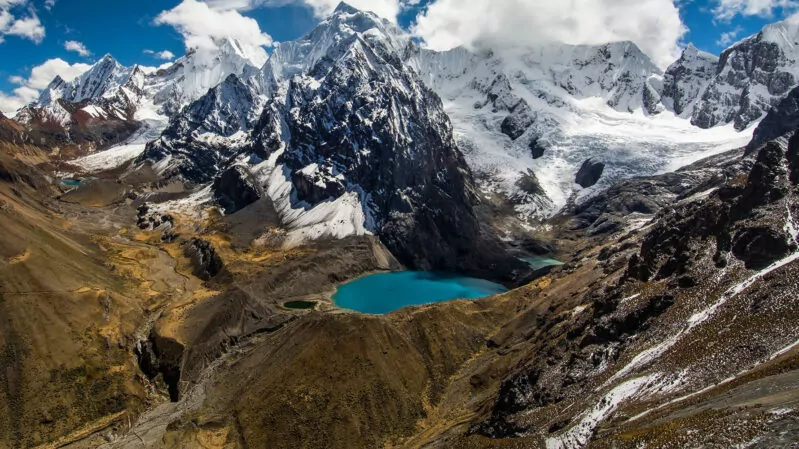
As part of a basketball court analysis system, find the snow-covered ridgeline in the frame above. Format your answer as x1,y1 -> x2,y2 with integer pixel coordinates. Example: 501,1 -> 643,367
253,146 -> 376,248
27,3 -> 798,226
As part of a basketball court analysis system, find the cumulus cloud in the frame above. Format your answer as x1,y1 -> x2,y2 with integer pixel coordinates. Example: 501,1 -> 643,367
0,58 -> 91,115
411,0 -> 687,68
716,26 -> 744,46
26,58 -> 91,89
144,49 -> 176,60
0,0 -> 45,44
64,40 -> 91,56
156,50 -> 175,60
155,0 -> 273,66
713,0 -> 799,20
0,0 -> 27,8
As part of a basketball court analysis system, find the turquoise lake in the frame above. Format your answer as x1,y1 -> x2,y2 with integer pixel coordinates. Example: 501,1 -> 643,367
60,178 -> 83,187
333,272 -> 508,315
520,257 -> 564,270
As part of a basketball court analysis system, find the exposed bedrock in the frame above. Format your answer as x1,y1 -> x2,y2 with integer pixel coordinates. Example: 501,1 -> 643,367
135,333 -> 185,402
182,238 -> 225,281
212,166 -> 264,215
575,158 -> 606,188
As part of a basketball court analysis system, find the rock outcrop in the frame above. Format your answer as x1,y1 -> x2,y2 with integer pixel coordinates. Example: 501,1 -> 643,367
575,158 -> 606,188
213,165 -> 264,214
692,16 -> 799,130
183,238 -> 224,281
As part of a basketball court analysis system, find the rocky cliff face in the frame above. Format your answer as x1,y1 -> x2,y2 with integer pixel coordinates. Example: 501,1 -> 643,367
660,44 -> 719,117
140,74 -> 263,182
692,15 -> 799,130
750,84 -> 799,148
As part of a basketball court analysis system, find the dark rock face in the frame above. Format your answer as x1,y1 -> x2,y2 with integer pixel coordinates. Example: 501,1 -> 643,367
135,333 -> 185,402
212,166 -> 264,214
739,141 -> 790,211
789,132 -> 799,183
183,238 -> 224,281
515,170 -> 546,198
661,45 -> 718,116
732,227 -> 793,269
500,103 -> 535,140
140,74 -> 261,183
575,159 -> 605,188
529,138 -> 545,159
642,79 -> 663,115
290,167 -> 346,205
693,35 -> 798,130
749,85 -> 799,149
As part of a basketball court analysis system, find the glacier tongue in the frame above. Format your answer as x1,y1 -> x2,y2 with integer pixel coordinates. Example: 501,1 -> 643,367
70,98 -> 169,174
409,43 -> 755,218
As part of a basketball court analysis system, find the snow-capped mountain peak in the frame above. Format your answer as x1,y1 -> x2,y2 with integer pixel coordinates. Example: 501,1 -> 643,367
760,12 -> 799,47
659,43 -> 719,116
691,14 -> 799,130
35,53 -> 133,108
262,2 -> 406,85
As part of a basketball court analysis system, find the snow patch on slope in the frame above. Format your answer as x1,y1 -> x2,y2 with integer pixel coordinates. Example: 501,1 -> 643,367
253,145 -> 375,248
70,99 -> 168,173
547,375 -> 660,449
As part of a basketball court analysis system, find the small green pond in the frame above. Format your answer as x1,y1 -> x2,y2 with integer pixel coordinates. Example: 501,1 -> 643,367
284,301 -> 317,310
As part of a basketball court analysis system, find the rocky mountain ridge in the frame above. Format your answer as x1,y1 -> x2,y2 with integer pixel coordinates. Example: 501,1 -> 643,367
139,2 -> 526,280
8,6 -> 799,223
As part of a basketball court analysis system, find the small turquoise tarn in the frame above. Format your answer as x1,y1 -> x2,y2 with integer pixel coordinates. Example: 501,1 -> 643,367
333,271 -> 508,315
60,178 -> 84,187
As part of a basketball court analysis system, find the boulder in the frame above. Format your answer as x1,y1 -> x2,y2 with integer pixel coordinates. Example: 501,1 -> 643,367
575,159 -> 606,188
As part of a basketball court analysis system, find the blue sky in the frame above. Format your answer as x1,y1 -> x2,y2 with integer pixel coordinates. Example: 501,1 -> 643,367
1,0 -> 797,114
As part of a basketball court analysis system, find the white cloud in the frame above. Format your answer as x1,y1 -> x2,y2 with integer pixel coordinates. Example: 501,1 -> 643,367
411,0 -> 687,68
64,40 -> 91,56
0,10 -> 12,34
0,93 -> 26,114
716,26 -> 744,46
26,58 -> 91,89
713,0 -> 799,20
0,0 -> 45,44
0,0 -> 27,8
0,58 -> 91,114
156,50 -> 175,60
6,15 -> 44,42
155,0 -> 273,66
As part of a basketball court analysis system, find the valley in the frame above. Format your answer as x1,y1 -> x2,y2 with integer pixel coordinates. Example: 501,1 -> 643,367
0,2 -> 798,448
